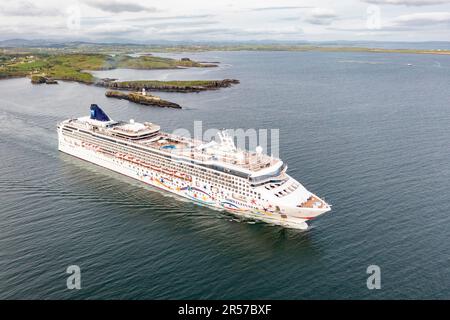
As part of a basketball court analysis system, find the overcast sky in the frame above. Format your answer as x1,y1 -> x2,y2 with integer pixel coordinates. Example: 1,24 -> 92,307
0,0 -> 449,42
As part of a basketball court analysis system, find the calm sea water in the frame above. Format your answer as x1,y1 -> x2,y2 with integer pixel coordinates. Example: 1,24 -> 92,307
1,51 -> 449,299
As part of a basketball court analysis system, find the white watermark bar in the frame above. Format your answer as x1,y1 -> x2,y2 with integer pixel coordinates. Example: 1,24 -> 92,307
172,121 -> 280,158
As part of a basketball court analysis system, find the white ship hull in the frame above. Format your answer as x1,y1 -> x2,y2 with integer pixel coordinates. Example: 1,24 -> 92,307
58,133 -> 325,230
57,105 -> 331,230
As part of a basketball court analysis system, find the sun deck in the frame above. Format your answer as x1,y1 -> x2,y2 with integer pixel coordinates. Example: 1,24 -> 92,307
110,121 -> 160,140
144,133 -> 279,172
298,195 -> 328,209
67,118 -> 280,173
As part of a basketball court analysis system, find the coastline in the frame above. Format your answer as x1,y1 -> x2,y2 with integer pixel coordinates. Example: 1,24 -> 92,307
0,52 -> 238,108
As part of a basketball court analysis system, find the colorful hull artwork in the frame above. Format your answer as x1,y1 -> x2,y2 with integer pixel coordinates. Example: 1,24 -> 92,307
181,186 -> 216,205
58,105 -> 331,230
221,200 -> 240,211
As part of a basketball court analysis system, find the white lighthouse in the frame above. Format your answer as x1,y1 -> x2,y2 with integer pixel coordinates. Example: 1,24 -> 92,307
142,88 -> 146,96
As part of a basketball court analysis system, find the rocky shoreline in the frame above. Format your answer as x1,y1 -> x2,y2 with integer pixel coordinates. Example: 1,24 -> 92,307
30,75 -> 58,84
105,90 -> 181,108
97,79 -> 239,93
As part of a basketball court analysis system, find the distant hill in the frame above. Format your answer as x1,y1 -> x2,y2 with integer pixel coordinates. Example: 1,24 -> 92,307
1,38 -> 450,50
0,39 -> 62,47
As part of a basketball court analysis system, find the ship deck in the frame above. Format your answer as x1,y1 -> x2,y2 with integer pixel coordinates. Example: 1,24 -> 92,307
66,119 -> 280,173
298,195 -> 327,209
145,133 -> 278,171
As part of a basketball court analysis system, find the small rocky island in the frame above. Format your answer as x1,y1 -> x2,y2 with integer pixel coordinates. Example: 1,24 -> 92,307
105,89 -> 181,109
0,52 -> 239,110
97,79 -> 240,93
30,75 -> 58,84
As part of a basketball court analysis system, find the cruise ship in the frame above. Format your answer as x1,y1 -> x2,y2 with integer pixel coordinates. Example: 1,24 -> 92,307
57,104 -> 331,230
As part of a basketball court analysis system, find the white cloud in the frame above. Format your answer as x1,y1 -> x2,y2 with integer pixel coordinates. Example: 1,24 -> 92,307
85,23 -> 141,35
249,6 -> 312,11
364,0 -> 450,6
0,0 -> 449,42
82,0 -> 158,13
306,8 -> 337,25
0,0 -> 61,16
392,11 -> 450,25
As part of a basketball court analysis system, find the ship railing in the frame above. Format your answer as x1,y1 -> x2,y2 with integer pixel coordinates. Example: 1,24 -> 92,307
71,123 -> 277,170
166,149 -> 276,172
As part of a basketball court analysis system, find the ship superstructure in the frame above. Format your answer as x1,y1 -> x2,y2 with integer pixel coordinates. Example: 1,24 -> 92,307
57,104 -> 331,229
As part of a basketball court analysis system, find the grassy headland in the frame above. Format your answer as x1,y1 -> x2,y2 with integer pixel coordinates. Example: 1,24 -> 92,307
2,43 -> 448,84
0,50 -> 236,108
0,53 -> 217,83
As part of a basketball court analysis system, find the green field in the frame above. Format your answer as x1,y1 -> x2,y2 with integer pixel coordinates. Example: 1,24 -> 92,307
112,55 -> 215,69
0,53 -> 216,83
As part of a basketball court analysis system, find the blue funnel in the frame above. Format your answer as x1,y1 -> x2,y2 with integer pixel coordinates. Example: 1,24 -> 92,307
90,104 -> 110,121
